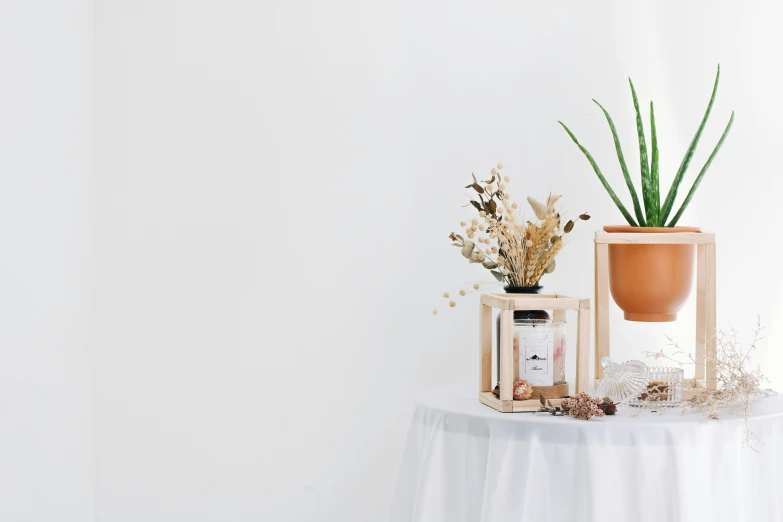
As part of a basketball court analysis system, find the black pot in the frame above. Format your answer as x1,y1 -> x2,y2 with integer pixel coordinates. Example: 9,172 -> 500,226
495,286 -> 551,384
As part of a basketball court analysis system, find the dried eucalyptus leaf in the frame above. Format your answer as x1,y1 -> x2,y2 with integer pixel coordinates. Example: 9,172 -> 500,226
490,270 -> 505,282
470,201 -> 482,212
482,260 -> 498,269
472,183 -> 484,194
451,243 -> 462,247
539,394 -> 546,407
564,220 -> 574,233
579,213 -> 591,220
461,240 -> 474,258
544,259 -> 555,274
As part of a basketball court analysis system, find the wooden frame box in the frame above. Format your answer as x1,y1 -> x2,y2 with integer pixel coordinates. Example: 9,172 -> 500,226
478,294 -> 591,413
594,230 -> 717,397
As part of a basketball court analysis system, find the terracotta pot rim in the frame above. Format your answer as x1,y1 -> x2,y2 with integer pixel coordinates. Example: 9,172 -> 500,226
603,225 -> 701,234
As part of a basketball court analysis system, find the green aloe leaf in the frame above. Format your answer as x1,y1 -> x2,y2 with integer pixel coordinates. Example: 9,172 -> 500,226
558,121 -> 638,226
629,79 -> 655,226
660,64 -> 721,224
667,111 -> 734,226
592,100 -> 646,226
649,101 -> 660,226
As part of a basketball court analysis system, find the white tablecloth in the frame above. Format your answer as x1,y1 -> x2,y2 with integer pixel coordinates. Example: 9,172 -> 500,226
391,384 -> 783,522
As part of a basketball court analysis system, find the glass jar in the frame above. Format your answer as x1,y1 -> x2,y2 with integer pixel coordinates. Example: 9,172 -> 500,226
514,319 -> 567,386
627,366 -> 684,408
495,286 -> 550,383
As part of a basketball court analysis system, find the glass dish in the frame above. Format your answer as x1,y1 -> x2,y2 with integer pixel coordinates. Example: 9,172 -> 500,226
628,366 -> 684,408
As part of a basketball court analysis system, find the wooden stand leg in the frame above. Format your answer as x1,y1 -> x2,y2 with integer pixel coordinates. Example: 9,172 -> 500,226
705,243 -> 717,390
499,310 -> 513,411
479,304 -> 492,393
576,301 -> 591,394
695,245 -> 707,382
595,243 -> 610,382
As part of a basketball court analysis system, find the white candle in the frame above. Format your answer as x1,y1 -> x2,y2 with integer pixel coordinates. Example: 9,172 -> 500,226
515,321 -> 566,386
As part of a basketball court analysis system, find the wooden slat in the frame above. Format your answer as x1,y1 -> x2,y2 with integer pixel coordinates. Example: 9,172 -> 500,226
479,304 -> 493,393
695,244 -> 707,381
576,307 -> 591,394
508,297 -> 580,310
480,293 -> 516,310
595,231 -> 715,245
499,310 -> 514,401
480,294 -> 580,311
478,391 -> 501,411
478,392 -> 567,413
594,242 -> 610,381
705,243 -> 717,390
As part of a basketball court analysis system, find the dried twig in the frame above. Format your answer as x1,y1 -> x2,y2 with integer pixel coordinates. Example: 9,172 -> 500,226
644,317 -> 769,451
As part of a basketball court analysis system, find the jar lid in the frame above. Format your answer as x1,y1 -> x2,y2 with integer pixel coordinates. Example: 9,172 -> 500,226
595,357 -> 648,404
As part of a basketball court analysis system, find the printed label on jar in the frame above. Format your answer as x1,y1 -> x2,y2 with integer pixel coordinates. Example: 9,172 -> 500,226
518,331 -> 554,386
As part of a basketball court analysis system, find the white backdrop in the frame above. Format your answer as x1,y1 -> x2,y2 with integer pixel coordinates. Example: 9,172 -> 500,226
0,1 -> 94,521
3,1 -> 783,521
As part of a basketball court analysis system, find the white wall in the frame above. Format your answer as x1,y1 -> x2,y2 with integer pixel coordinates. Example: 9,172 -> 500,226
0,1 -> 763,521
0,1 -> 95,521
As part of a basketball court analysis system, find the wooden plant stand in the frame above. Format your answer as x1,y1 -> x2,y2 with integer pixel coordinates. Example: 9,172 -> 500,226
478,294 -> 591,413
594,230 -> 717,397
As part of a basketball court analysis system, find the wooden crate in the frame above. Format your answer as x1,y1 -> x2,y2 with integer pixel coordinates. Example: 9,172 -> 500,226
594,230 -> 717,397
478,294 -> 591,413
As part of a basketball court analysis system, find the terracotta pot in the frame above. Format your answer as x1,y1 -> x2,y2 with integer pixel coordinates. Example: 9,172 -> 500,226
604,225 -> 701,322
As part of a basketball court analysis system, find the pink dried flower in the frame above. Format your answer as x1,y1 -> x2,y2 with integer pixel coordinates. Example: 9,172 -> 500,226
513,380 -> 533,400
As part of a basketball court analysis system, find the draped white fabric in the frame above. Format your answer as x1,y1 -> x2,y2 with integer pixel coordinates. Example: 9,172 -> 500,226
391,384 -> 783,522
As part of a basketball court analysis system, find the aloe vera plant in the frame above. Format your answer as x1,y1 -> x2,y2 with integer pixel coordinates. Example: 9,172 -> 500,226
559,65 -> 734,227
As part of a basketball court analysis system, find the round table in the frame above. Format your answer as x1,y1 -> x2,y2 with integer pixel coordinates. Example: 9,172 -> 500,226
390,384 -> 783,522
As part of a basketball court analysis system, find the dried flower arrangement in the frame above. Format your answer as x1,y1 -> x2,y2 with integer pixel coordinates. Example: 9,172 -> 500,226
645,318 -> 770,450
434,163 -> 589,314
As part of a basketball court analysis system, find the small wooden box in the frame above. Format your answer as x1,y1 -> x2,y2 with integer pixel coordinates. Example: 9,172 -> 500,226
478,294 -> 591,413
